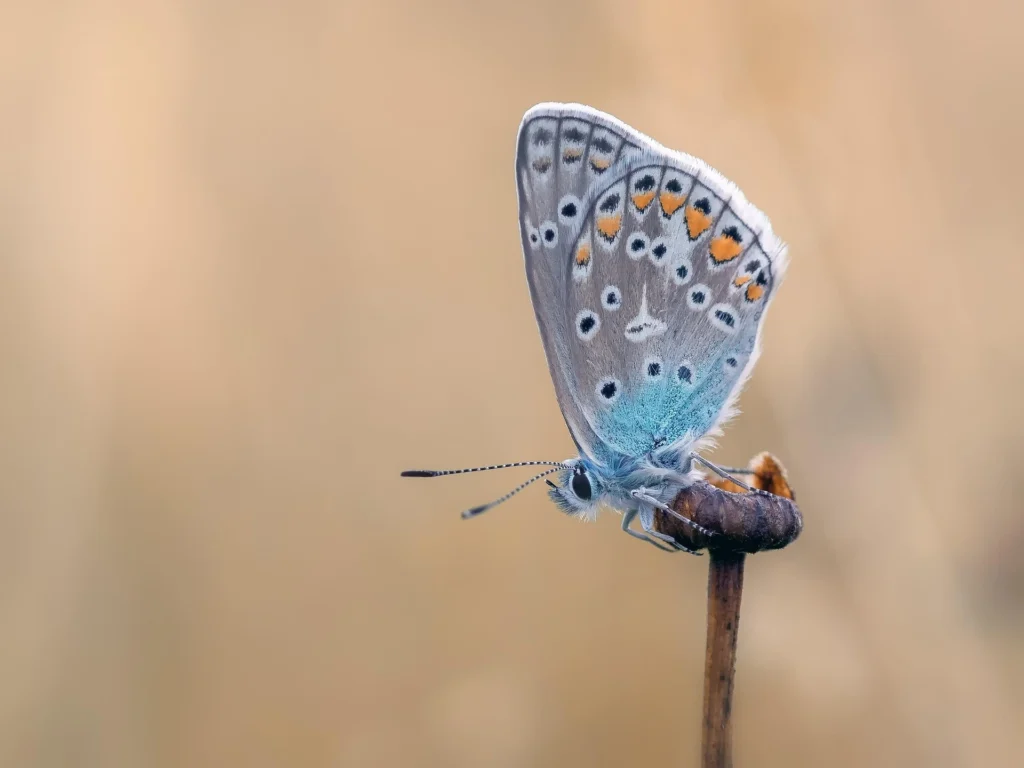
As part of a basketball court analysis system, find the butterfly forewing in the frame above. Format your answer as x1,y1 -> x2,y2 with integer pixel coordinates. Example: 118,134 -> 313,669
516,106 -> 643,462
516,103 -> 786,467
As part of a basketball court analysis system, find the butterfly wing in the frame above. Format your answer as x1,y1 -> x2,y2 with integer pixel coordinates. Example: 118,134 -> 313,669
516,105 -> 642,462
516,103 -> 787,466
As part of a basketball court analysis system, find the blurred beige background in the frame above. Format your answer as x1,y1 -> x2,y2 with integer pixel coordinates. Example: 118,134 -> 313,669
2,1 -> 1023,766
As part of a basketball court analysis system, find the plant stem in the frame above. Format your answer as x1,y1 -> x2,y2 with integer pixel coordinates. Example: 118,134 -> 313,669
701,550 -> 746,768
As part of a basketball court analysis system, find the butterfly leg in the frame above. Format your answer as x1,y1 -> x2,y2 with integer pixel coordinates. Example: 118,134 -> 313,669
690,453 -> 773,497
630,488 -> 716,540
621,508 -> 684,553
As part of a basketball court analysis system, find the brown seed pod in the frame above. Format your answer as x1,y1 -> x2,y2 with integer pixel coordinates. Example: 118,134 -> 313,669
653,452 -> 802,554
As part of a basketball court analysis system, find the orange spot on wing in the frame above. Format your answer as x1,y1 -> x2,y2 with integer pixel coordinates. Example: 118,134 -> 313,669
575,243 -> 591,266
590,157 -> 611,171
732,274 -> 752,287
659,192 -> 686,216
563,148 -> 583,161
595,215 -> 622,240
745,283 -> 765,302
710,234 -> 743,263
632,191 -> 656,211
685,206 -> 713,240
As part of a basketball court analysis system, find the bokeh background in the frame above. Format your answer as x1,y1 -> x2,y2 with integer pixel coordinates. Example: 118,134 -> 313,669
2,1 -> 1023,766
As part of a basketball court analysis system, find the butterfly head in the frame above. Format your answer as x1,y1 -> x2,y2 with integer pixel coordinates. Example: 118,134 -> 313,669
546,459 -> 605,521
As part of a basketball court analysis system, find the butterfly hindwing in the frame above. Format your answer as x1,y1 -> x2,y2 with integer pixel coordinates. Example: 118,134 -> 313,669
516,104 -> 787,466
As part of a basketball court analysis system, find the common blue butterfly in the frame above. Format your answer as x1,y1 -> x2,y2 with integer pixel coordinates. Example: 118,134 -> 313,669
404,104 -> 788,553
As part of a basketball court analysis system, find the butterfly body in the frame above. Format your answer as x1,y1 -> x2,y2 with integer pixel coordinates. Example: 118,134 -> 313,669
547,451 -> 691,519
403,104 -> 787,553
517,104 -> 788,544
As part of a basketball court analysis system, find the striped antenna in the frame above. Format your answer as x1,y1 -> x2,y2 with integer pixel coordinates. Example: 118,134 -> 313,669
401,460 -> 570,478
460,467 -> 565,519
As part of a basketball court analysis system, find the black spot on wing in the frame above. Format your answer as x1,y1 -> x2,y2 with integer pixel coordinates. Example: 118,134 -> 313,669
714,309 -> 735,328
722,225 -> 743,243
532,127 -> 553,146
599,193 -> 621,213
564,126 -> 586,142
634,174 -> 657,192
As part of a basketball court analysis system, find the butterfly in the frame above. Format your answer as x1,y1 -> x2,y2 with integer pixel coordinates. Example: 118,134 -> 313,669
403,103 -> 788,553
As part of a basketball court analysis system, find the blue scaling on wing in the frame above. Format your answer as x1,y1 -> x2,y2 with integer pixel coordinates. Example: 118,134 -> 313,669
516,103 -> 787,474
561,148 -> 787,466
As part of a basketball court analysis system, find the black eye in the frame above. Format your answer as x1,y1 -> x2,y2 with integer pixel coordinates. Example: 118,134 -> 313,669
571,470 -> 592,501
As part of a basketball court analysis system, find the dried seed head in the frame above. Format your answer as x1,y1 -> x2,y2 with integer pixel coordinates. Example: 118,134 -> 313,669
654,452 -> 802,554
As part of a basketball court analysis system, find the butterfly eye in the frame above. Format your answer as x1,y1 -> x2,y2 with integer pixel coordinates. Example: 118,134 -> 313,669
570,470 -> 592,501
601,286 -> 621,311
575,310 -> 600,341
